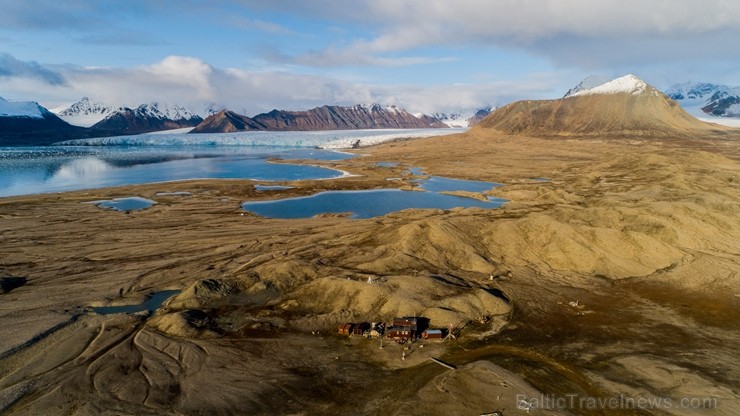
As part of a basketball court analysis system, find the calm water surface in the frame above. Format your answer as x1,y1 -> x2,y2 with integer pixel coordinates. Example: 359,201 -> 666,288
414,176 -> 501,193
0,146 -> 350,197
88,197 -> 157,211
243,188 -> 507,219
92,290 -> 181,315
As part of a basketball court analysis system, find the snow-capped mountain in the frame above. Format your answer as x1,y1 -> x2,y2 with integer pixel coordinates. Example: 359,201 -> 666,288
0,96 -> 53,119
563,74 -> 611,98
144,102 -> 201,122
0,97 -> 86,146
56,98 -> 206,128
666,82 -> 740,118
91,103 -> 203,134
431,107 -> 493,128
568,74 -> 653,97
483,74 -> 714,138
54,97 -> 115,127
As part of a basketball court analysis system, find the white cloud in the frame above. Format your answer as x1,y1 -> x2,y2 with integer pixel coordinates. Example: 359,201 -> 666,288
247,0 -> 740,39
246,0 -> 740,67
1,54 -> 551,116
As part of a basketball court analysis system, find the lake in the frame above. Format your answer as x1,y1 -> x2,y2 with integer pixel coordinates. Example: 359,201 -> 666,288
92,290 -> 181,315
242,188 -> 507,219
0,128 -> 462,197
0,146 -> 350,197
0,129 -> 509,219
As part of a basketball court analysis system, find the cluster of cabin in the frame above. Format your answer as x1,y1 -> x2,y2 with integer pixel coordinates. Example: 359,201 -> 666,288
338,316 -> 447,343
337,322 -> 381,337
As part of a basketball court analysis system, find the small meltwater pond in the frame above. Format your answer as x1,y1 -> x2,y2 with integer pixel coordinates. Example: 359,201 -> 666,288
92,290 -> 181,315
88,197 -> 157,211
242,175 -> 507,219
254,184 -> 295,191
414,176 -> 501,193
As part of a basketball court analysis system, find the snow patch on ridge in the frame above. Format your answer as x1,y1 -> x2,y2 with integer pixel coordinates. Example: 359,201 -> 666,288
570,74 -> 649,97
0,97 -> 46,118
431,107 -> 494,128
54,97 -> 115,127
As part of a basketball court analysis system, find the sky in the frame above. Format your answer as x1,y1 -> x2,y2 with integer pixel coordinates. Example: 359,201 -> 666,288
0,0 -> 739,116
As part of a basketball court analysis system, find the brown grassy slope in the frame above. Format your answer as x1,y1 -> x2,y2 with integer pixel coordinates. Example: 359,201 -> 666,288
1,101 -> 739,414
476,88 -> 733,138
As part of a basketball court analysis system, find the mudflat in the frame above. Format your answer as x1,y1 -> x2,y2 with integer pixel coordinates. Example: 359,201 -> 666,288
1,129 -> 738,415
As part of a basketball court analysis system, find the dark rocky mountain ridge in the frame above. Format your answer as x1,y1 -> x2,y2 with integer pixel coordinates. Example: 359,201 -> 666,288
91,103 -> 203,135
190,104 -> 448,133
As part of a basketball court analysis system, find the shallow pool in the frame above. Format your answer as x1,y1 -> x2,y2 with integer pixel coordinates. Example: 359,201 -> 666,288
92,290 -> 181,315
254,185 -> 295,191
414,176 -> 501,193
88,197 -> 157,211
242,189 -> 506,219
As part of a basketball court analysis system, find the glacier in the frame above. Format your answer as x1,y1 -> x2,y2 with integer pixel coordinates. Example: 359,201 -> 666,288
57,128 -> 463,149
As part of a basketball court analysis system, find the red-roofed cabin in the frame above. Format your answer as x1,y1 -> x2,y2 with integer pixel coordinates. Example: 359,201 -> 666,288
386,326 -> 416,342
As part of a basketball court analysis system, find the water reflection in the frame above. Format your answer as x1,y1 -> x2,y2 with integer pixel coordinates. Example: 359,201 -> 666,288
88,197 -> 157,211
414,176 -> 501,193
243,189 -> 507,219
0,146 -> 349,197
92,290 -> 181,315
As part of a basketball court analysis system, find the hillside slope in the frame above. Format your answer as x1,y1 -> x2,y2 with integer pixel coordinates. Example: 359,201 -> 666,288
477,75 -> 732,138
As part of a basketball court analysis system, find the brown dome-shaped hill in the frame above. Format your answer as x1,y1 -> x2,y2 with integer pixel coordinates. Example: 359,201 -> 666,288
476,75 -> 732,138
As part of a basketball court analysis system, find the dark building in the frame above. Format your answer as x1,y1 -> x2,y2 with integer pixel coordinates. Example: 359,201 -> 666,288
352,322 -> 371,336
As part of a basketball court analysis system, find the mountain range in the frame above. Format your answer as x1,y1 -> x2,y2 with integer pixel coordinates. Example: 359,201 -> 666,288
0,98 -> 460,146
54,99 -> 487,132
90,103 -> 203,135
2,76 -> 739,146
56,98 -> 204,133
192,104 -> 450,133
666,82 -> 740,118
